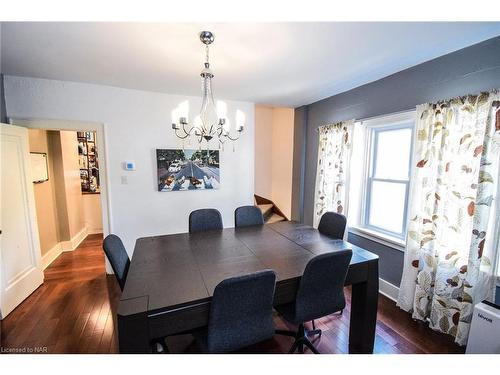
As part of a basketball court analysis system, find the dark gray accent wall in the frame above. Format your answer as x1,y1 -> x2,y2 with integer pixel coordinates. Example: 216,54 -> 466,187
1,74 -> 6,123
296,35 -> 500,286
291,105 -> 307,222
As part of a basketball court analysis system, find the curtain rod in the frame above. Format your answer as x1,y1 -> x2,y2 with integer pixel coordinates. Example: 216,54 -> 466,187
315,107 -> 415,132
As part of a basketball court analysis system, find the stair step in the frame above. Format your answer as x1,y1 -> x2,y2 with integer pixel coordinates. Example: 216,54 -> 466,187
257,204 -> 274,217
266,213 -> 286,224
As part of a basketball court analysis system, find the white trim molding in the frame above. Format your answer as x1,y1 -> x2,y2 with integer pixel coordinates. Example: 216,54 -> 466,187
86,228 -> 103,235
61,227 -> 88,252
41,243 -> 63,270
349,226 -> 405,252
41,227 -> 91,270
379,278 -> 400,302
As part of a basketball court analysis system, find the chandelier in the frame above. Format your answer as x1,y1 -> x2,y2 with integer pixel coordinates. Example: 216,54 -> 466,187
171,31 -> 244,149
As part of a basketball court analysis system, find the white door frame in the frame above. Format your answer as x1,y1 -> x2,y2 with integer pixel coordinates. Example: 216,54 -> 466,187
9,118 -> 113,267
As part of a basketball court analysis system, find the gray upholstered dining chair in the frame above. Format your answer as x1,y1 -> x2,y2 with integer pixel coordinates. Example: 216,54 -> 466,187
194,270 -> 277,353
275,249 -> 352,354
102,234 -> 130,291
189,208 -> 223,233
234,205 -> 264,227
103,234 -> 171,353
318,212 -> 347,240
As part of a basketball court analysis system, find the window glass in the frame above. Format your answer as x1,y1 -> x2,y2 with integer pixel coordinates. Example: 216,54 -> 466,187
368,180 -> 407,234
373,127 -> 412,180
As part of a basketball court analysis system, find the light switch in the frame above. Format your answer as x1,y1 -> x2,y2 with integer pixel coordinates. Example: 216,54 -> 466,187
121,176 -> 128,185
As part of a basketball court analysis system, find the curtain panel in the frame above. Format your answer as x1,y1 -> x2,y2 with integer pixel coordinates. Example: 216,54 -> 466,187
313,120 -> 355,229
397,91 -> 500,345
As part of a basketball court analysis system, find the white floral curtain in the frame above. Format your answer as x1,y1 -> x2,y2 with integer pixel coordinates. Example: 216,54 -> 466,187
397,92 -> 500,345
313,120 -> 355,229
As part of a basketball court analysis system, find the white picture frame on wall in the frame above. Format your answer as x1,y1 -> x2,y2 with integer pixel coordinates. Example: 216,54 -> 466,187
30,152 -> 49,183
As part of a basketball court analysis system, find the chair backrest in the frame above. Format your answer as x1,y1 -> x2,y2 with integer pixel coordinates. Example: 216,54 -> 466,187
102,234 -> 130,291
206,270 -> 276,353
294,250 -> 352,323
189,208 -> 223,233
234,205 -> 264,227
318,212 -> 347,239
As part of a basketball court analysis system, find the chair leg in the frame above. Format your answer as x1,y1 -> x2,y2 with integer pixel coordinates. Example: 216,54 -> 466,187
307,320 -> 322,338
297,324 -> 305,353
288,339 -> 300,354
153,340 -> 169,353
303,338 -> 320,354
276,323 -> 322,354
306,329 -> 322,338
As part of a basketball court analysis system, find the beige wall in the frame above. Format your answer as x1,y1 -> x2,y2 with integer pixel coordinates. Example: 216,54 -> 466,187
28,129 -> 102,263
47,130 -> 70,240
271,107 -> 295,219
59,131 -> 86,239
83,193 -> 103,234
254,106 -> 273,198
254,105 -> 295,219
28,129 -> 59,256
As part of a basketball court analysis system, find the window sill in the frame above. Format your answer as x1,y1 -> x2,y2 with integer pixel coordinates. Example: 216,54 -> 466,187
348,226 -> 406,252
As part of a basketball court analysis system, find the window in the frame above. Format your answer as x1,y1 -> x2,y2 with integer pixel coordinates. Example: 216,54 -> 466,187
360,115 -> 414,242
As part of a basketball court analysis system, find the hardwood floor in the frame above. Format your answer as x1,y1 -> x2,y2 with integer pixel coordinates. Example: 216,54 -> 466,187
0,234 -> 465,354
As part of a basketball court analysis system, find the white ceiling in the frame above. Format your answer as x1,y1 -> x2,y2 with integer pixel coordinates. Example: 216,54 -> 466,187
2,22 -> 500,107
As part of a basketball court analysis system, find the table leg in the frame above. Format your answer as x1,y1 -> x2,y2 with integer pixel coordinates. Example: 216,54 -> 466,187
117,296 -> 151,353
348,260 -> 379,354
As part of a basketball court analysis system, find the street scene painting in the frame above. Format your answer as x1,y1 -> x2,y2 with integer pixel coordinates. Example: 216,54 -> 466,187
156,149 -> 220,192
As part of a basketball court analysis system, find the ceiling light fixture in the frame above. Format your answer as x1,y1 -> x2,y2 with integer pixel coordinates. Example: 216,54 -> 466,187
171,31 -> 244,150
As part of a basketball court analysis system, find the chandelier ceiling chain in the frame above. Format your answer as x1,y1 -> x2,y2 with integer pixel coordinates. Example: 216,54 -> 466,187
171,31 -> 245,150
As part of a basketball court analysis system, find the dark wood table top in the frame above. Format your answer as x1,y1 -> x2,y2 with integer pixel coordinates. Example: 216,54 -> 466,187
120,221 -> 378,316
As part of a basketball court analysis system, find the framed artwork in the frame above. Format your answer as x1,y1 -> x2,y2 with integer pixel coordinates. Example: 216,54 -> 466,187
156,149 -> 220,191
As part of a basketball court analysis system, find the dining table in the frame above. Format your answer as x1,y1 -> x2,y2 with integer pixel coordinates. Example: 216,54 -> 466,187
117,221 -> 379,353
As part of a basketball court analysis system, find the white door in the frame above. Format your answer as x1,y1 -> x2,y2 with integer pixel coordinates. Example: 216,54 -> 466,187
0,123 -> 44,319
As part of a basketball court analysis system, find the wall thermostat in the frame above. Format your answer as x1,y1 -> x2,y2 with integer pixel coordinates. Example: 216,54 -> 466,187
124,161 -> 136,171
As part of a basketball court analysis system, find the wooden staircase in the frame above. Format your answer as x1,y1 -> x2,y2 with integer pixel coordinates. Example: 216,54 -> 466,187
254,194 -> 287,224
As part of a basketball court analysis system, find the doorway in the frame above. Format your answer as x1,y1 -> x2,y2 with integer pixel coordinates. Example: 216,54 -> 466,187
9,118 -> 112,273
27,128 -> 104,269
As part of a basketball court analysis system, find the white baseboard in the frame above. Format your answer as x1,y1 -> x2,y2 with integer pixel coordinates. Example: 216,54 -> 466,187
41,243 -> 63,270
61,227 -> 88,252
86,228 -> 103,235
40,227 -> 91,270
379,278 -> 400,302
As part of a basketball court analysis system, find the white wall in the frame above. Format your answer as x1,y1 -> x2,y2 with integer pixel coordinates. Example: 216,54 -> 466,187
4,76 -> 255,255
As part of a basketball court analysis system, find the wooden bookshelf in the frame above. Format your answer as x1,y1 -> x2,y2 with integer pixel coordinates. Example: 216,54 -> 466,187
77,131 -> 100,194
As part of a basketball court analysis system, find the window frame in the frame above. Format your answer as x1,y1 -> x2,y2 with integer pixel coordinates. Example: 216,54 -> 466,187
357,111 -> 416,245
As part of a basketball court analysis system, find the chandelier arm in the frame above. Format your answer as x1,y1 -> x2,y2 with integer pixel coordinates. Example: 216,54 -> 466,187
174,128 -> 191,139
223,132 -> 241,142
209,124 -> 216,136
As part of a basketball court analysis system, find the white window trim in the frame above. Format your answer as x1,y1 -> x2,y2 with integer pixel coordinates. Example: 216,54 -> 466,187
349,110 -> 416,252
349,226 -> 406,251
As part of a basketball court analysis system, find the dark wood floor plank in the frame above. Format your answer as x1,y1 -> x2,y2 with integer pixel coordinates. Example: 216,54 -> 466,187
0,233 -> 465,354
